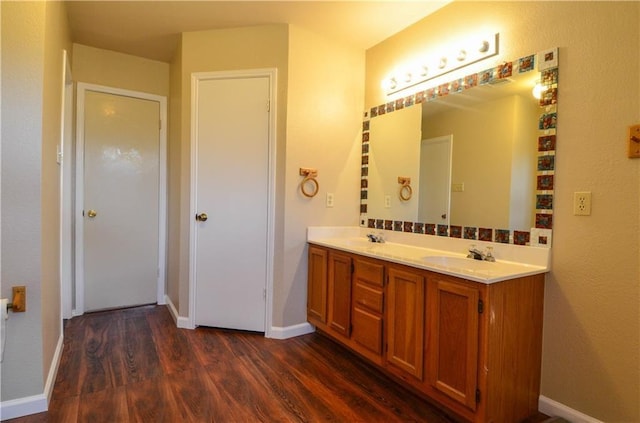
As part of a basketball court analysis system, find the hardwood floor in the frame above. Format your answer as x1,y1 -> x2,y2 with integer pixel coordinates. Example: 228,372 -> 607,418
7,305 -> 548,422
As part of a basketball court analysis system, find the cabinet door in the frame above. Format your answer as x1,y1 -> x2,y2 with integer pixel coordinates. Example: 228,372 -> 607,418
428,278 -> 479,411
352,307 -> 383,355
328,251 -> 352,337
387,267 -> 425,379
307,246 -> 328,324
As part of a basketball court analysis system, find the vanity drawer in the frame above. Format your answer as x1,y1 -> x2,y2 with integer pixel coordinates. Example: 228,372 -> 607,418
352,307 -> 383,356
353,282 -> 383,313
354,258 -> 384,287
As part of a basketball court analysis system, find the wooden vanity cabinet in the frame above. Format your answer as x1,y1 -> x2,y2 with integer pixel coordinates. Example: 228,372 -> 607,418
307,244 -> 545,423
351,257 -> 385,363
306,245 -> 328,326
386,266 -> 425,380
426,274 -> 480,412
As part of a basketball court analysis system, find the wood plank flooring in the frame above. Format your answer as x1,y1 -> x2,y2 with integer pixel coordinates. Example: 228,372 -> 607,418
6,305 -> 548,422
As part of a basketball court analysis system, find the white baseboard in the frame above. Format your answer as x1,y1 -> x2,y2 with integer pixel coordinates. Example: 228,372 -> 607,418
539,395 -> 603,423
0,330 -> 65,421
44,333 -> 64,403
268,322 -> 315,340
0,394 -> 47,421
164,295 -> 192,329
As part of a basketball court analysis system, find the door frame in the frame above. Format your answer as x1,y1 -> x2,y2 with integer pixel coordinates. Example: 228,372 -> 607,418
188,68 -> 277,336
419,135 -> 453,226
74,82 -> 167,315
59,49 -> 73,319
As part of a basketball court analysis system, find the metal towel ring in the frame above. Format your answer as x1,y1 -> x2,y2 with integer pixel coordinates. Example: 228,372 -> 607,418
398,176 -> 412,201
301,176 -> 319,198
399,184 -> 413,201
300,167 -> 319,198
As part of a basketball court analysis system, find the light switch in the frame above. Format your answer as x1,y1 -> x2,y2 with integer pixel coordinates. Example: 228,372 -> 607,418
326,193 -> 334,208
452,183 -> 465,192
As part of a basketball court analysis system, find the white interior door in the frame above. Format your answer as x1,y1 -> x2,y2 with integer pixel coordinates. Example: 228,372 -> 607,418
78,87 -> 163,312
193,74 -> 271,332
418,135 -> 453,225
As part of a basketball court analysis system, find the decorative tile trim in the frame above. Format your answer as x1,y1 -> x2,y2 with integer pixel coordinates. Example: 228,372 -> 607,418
360,53 -> 558,245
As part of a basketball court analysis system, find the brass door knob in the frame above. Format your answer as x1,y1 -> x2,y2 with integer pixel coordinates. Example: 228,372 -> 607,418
87,209 -> 97,218
196,212 -> 208,222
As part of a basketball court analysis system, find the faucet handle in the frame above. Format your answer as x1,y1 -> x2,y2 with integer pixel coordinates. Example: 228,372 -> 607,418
484,246 -> 495,262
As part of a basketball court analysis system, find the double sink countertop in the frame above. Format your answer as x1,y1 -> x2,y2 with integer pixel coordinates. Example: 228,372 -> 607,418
307,226 -> 551,284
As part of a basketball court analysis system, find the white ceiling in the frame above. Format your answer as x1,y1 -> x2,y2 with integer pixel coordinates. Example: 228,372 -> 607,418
65,1 -> 452,62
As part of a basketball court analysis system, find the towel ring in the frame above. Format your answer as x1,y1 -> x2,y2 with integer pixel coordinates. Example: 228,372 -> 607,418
300,167 -> 319,198
301,176 -> 319,198
399,184 -> 413,201
398,176 -> 412,201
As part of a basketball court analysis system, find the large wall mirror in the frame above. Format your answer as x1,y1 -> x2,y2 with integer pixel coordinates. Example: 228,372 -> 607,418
360,53 -> 558,246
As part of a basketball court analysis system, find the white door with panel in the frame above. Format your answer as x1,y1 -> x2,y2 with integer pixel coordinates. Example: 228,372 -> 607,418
194,74 -> 271,332
79,88 -> 162,312
418,135 -> 453,225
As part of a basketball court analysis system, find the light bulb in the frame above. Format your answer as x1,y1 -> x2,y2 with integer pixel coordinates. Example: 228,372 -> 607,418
532,82 -> 544,99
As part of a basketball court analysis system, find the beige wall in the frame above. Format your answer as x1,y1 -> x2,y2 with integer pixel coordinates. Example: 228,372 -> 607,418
40,0 -> 72,396
366,2 -> 640,421
167,38 -> 182,311
282,25 -> 363,325
72,44 -> 169,96
174,25 -> 289,317
368,105 -> 422,221
424,95 -> 514,228
1,0 -> 70,402
0,0 -> 46,402
167,24 -> 364,328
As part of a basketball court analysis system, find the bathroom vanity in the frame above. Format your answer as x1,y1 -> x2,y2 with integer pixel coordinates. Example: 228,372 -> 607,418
307,227 -> 549,423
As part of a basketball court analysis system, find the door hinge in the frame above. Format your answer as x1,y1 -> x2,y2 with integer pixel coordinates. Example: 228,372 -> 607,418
263,289 -> 267,300
267,100 -> 270,112
478,299 -> 484,314
476,388 -> 481,403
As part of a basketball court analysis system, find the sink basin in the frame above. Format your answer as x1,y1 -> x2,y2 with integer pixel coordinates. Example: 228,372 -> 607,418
337,238 -> 380,248
422,256 -> 492,270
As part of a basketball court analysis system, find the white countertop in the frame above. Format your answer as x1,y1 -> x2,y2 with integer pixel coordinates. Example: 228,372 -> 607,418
307,226 -> 550,284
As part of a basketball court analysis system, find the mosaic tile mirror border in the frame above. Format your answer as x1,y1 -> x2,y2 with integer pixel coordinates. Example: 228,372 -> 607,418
359,53 -> 558,246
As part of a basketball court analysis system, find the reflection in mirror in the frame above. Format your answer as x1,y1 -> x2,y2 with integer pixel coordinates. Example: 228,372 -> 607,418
361,56 -> 558,245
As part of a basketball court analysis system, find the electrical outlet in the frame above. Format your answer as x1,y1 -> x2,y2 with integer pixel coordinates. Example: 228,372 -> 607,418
573,191 -> 592,216
384,195 -> 391,208
326,193 -> 334,208
451,183 -> 465,192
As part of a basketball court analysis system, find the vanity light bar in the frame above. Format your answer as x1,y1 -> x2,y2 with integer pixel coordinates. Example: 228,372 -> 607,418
384,33 -> 500,96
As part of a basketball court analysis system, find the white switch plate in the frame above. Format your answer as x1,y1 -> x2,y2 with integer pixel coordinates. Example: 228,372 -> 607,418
452,183 -> 464,192
573,191 -> 591,216
326,192 -> 334,208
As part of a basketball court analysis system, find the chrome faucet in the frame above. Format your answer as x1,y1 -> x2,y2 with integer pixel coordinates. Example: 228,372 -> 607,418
467,245 -> 495,261
467,247 -> 485,261
367,233 -> 385,243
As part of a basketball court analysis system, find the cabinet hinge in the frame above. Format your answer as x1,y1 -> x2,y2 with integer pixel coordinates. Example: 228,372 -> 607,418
385,343 -> 388,353
476,388 -> 481,403
478,299 -> 484,314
